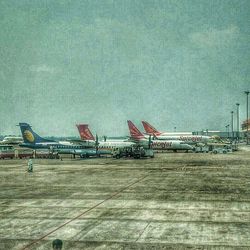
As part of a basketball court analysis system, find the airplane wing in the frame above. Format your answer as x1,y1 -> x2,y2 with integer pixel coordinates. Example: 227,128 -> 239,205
128,137 -> 148,144
66,139 -> 94,146
66,139 -> 83,143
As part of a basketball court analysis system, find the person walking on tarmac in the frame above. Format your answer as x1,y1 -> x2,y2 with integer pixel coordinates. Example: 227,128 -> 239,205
27,158 -> 33,173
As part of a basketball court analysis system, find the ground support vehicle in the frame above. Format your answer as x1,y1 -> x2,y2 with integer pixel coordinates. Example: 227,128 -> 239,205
207,143 -> 232,154
17,150 -> 34,159
193,145 -> 209,153
112,146 -> 154,159
0,145 -> 15,159
112,147 -> 134,159
132,146 -> 154,159
0,146 -> 34,159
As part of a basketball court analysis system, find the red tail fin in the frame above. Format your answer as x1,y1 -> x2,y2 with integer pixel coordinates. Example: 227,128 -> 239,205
76,124 -> 95,141
142,121 -> 161,136
127,121 -> 145,140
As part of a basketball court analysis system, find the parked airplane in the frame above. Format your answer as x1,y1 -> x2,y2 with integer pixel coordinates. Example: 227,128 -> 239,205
142,121 -> 211,144
18,123 -> 109,158
128,121 -> 193,151
76,124 -> 135,151
0,136 -> 23,145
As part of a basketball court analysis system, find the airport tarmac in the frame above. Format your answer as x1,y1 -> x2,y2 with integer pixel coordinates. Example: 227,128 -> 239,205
0,148 -> 250,249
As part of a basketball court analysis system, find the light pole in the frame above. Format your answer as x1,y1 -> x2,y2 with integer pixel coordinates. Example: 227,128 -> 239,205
236,103 -> 240,141
245,91 -> 249,144
225,124 -> 229,139
231,111 -> 234,141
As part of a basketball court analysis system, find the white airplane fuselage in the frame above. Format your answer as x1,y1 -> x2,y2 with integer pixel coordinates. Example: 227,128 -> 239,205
152,140 -> 193,150
158,132 -> 192,136
154,135 -> 211,144
86,141 -> 135,150
138,139 -> 193,151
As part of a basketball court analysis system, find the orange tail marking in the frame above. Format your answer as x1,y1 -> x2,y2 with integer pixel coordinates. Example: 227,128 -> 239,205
76,124 -> 95,141
142,121 -> 161,136
127,120 -> 145,140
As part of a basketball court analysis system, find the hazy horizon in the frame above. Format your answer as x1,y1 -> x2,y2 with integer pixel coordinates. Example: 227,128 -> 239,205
0,0 -> 249,137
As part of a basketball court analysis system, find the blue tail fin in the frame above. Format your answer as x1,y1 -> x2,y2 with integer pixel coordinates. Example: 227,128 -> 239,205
19,123 -> 55,144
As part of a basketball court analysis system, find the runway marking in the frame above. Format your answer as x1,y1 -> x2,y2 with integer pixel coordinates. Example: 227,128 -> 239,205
135,222 -> 150,242
21,171 -> 151,250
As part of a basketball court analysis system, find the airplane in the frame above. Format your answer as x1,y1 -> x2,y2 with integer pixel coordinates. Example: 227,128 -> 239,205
76,124 -> 135,151
128,121 -> 193,152
18,123 -> 110,158
142,121 -> 211,144
0,135 -> 23,145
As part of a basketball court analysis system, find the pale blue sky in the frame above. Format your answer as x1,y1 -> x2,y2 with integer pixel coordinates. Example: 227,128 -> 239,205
0,0 -> 249,136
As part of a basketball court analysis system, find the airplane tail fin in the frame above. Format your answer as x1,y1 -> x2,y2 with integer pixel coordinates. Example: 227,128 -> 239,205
19,123 -> 54,144
142,121 -> 161,136
127,120 -> 145,140
76,124 -> 95,141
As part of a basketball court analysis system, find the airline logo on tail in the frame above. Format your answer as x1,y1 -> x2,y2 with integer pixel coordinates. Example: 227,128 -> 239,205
76,124 -> 95,141
19,122 -> 55,144
142,121 -> 161,136
23,130 -> 35,143
127,120 -> 145,140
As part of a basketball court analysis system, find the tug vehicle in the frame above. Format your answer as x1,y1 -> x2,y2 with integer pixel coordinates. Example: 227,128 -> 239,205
207,143 -> 232,154
112,146 -> 154,159
132,146 -> 154,159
